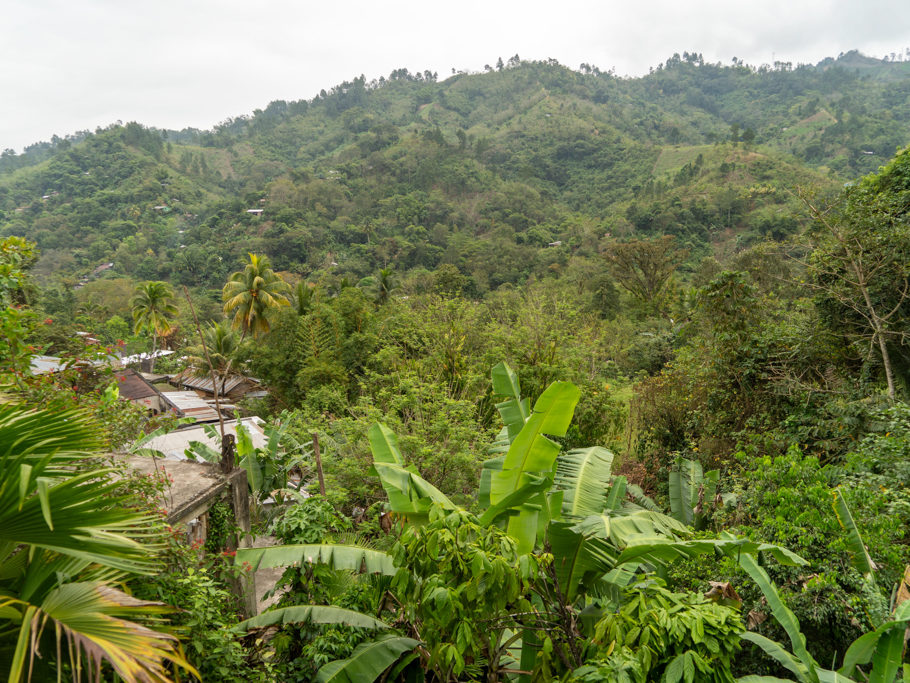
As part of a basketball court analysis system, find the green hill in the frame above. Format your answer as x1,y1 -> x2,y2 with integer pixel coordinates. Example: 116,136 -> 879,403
1,52 -> 907,292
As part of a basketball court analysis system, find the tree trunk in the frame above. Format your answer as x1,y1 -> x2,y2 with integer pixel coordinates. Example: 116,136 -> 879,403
857,276 -> 896,400
149,331 -> 158,373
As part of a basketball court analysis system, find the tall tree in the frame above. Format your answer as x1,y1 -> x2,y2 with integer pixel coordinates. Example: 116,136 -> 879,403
222,253 -> 290,339
130,281 -> 177,371
602,235 -> 687,313
801,149 -> 910,400
185,319 -> 245,389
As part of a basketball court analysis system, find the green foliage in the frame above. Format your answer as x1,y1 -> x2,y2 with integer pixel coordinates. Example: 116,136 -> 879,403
0,404 -> 194,682
0,236 -> 38,377
711,444 -> 908,667
271,496 -> 352,545
669,457 -> 720,529
391,504 -> 541,680
577,578 -> 743,683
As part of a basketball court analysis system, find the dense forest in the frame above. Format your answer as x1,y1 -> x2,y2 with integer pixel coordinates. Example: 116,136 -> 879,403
2,50 -> 910,682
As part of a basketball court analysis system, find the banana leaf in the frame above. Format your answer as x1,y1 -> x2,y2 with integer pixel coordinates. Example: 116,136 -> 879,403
488,381 -> 580,553
739,553 -> 819,683
368,424 -> 453,522
554,446 -> 615,517
832,488 -> 875,582
236,544 -> 396,575
316,633 -> 420,683
235,605 -> 389,632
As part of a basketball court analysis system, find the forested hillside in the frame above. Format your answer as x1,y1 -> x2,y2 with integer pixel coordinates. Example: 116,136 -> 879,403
3,50 -> 910,682
2,50 -> 909,293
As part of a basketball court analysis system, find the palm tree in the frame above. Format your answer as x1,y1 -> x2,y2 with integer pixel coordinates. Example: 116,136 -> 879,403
222,254 -> 290,339
130,281 -> 177,370
185,319 -> 245,389
357,268 -> 398,305
292,281 -> 318,316
0,403 -> 196,682
375,268 -> 398,305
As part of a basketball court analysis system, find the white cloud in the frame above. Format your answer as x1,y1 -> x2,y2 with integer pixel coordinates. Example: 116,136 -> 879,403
1,0 -> 908,150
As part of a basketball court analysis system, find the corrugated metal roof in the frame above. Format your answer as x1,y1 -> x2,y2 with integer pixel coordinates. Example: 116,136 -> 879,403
162,391 -> 221,423
115,369 -> 159,400
30,356 -> 66,375
173,370 -> 253,395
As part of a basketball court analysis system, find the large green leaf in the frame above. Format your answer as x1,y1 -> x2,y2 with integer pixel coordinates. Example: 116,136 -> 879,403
839,600 -> 910,679
488,381 -> 580,553
235,605 -> 389,632
6,581 -> 195,683
0,404 -> 101,460
548,520 -> 617,602
491,362 -> 530,442
477,455 -> 504,510
868,627 -> 903,683
741,632 -> 813,683
478,474 -> 552,527
0,462 -> 159,573
236,544 -> 396,575
617,535 -> 807,568
554,447 -> 615,517
739,553 -> 819,683
368,424 -> 453,522
832,488 -> 875,582
315,633 -> 420,683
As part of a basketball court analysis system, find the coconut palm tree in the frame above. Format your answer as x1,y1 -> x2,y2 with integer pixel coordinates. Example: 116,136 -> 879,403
222,254 -> 290,339
357,268 -> 398,305
130,281 -> 178,370
0,403 -> 195,682
184,319 -> 246,389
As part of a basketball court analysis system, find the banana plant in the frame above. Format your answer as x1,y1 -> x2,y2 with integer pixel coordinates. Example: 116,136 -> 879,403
368,423 -> 454,524
832,488 -> 876,585
735,550 -> 910,683
185,420 -> 308,507
669,456 -> 720,529
235,541 -> 419,682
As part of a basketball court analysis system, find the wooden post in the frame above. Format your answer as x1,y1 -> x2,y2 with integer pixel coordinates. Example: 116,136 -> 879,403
227,468 -> 256,617
312,433 -> 326,496
220,433 -> 236,474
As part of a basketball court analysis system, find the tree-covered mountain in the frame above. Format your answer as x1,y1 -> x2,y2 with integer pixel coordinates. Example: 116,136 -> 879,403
1,50 -> 908,292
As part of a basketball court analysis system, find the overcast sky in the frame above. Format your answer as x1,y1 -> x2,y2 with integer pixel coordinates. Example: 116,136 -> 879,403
2,0 -> 909,152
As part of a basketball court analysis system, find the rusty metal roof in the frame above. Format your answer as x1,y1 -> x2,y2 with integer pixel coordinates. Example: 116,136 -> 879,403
115,369 -> 159,401
173,370 -> 254,395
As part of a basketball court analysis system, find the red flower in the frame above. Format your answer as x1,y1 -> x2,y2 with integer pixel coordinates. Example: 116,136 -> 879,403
44,318 -> 53,324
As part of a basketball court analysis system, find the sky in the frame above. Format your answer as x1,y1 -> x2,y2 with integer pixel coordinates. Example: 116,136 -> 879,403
2,0 -> 910,152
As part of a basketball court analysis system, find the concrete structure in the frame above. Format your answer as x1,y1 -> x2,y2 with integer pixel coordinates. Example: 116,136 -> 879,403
140,417 -> 266,460
124,454 -> 256,616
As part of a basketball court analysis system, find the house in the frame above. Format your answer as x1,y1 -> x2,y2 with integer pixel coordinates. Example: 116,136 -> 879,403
121,349 -> 174,372
172,369 -> 261,401
91,262 -> 114,276
28,354 -> 115,376
160,390 -> 224,424
29,355 -> 67,375
123,454 -> 255,615
114,368 -> 170,414
245,209 -> 264,215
